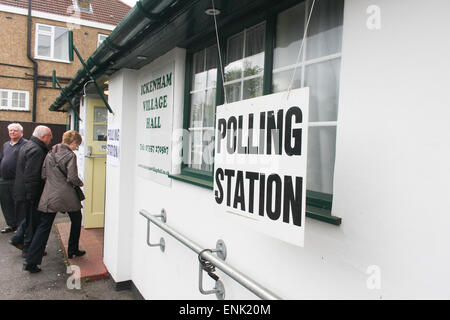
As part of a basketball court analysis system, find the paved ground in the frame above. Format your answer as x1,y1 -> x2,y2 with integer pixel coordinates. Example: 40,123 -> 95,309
0,208 -> 135,300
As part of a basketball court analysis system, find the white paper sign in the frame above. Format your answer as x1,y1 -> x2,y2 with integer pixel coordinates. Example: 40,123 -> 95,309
107,124 -> 120,167
136,63 -> 174,186
213,88 -> 309,247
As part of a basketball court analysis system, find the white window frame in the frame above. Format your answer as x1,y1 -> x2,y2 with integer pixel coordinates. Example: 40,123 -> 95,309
34,23 -> 71,63
98,34 -> 108,48
0,89 -> 30,111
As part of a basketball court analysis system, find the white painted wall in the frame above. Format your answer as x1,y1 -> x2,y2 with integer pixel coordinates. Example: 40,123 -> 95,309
103,69 -> 138,283
104,0 -> 450,299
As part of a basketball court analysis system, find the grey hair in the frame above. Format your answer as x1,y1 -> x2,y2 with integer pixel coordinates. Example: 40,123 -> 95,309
32,125 -> 51,138
7,123 -> 23,131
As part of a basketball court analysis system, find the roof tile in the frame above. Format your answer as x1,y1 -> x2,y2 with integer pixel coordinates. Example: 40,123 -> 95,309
0,0 -> 131,26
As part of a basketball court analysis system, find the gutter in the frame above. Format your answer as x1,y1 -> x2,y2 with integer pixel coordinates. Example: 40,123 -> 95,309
27,0 -> 38,122
49,0 -> 183,112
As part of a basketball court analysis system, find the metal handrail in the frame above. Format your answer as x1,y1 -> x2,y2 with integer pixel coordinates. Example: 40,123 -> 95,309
139,209 -> 282,300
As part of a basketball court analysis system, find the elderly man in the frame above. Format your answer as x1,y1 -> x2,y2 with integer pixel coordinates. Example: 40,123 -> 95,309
9,126 -> 52,271
0,123 -> 28,233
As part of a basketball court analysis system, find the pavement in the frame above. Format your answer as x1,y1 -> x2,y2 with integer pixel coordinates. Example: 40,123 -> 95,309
0,208 -> 135,300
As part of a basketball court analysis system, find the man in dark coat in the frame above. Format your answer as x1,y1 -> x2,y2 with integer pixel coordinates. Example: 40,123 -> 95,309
0,123 -> 27,233
9,126 -> 52,267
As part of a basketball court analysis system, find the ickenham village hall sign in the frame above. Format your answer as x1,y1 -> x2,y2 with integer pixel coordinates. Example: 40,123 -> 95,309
137,63 -> 174,186
214,88 -> 309,246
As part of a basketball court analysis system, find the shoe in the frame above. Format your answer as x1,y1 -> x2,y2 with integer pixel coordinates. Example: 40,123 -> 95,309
9,240 -> 24,251
68,250 -> 86,259
1,226 -> 16,233
23,263 -> 41,273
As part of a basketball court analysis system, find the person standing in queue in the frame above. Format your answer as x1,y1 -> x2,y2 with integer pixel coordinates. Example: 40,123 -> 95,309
11,126 -> 52,262
0,123 -> 27,233
24,130 -> 85,273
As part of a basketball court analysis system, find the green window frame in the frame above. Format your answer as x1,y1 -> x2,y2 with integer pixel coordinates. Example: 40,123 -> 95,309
170,0 -> 342,225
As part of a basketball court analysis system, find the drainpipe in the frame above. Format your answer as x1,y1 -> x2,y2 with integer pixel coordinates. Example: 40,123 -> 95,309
27,0 -> 38,122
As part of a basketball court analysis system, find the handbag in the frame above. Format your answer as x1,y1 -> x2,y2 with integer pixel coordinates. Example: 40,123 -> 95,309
73,186 -> 86,201
50,152 -> 85,202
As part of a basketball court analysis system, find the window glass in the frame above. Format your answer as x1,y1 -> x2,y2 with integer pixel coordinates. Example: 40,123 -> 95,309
77,0 -> 91,11
274,2 -> 306,69
54,27 -> 69,61
98,34 -> 108,47
224,22 -> 265,103
38,25 -> 52,33
37,34 -> 51,57
94,125 -> 107,141
11,92 -> 19,107
19,93 -> 26,109
307,126 -> 337,194
1,91 -> 8,107
273,0 -> 344,195
187,45 -> 218,171
306,0 -> 344,60
304,59 -> 340,122
94,107 -> 108,123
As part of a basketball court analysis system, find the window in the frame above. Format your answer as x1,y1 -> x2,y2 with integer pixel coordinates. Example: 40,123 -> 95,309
0,89 -> 29,111
98,34 -> 108,48
186,44 -> 218,173
93,107 -> 107,141
178,0 -> 344,224
273,0 -> 343,197
74,0 -> 93,13
35,23 -> 70,62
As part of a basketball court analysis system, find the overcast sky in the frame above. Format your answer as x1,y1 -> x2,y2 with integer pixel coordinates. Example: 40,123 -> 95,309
120,0 -> 138,7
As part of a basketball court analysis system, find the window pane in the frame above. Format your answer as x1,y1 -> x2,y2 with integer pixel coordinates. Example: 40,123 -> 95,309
203,89 -> 216,127
306,0 -> 344,60
304,59 -> 340,122
272,69 -> 301,93
1,91 -> 8,107
37,34 -> 51,57
243,77 -> 263,100
201,128 -> 215,171
11,92 -> 19,107
192,50 -> 206,91
244,23 -> 265,77
274,2 -> 306,69
189,129 -> 203,170
98,34 -> 108,47
205,45 -> 218,88
94,107 -> 107,123
225,82 -> 241,103
94,125 -> 107,141
38,25 -> 52,33
189,92 -> 205,127
19,93 -> 26,108
54,27 -> 69,60
307,126 -> 336,194
225,32 -> 244,82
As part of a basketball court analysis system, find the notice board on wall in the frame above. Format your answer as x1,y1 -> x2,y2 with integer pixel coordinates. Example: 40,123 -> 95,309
213,88 -> 309,246
136,63 -> 174,186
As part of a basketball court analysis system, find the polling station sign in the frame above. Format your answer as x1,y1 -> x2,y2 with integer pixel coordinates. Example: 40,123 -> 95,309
213,88 -> 309,247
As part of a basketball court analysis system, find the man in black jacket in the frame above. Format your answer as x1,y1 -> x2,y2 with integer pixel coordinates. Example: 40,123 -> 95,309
0,123 -> 27,233
10,126 -> 52,272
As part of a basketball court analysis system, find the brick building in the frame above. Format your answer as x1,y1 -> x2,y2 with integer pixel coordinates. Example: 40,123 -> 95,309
0,0 -> 130,127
